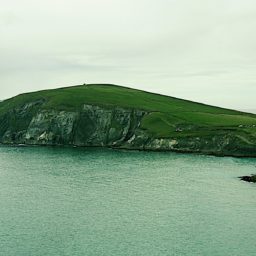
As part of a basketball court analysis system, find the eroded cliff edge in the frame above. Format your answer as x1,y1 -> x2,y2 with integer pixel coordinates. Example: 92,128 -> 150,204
1,99 -> 256,157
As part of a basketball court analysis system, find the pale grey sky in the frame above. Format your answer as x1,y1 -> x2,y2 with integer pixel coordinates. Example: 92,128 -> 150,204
1,0 -> 256,110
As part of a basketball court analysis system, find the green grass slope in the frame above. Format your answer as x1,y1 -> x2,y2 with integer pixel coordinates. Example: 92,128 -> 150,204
1,84 -> 256,139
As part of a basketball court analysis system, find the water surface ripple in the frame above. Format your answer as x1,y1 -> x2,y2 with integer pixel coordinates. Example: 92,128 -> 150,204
0,146 -> 256,256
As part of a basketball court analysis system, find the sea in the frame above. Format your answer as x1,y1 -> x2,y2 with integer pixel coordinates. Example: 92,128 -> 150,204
0,145 -> 256,256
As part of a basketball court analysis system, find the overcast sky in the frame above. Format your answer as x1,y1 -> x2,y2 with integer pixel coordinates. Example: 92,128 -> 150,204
1,0 -> 256,110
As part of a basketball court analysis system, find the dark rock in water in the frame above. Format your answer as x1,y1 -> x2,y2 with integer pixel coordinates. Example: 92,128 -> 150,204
239,175 -> 256,183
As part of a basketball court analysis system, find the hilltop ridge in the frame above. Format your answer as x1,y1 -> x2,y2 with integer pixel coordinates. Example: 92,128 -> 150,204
0,84 -> 256,157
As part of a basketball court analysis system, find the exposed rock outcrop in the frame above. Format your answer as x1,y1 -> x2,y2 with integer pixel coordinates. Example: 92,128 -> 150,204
0,104 -> 147,147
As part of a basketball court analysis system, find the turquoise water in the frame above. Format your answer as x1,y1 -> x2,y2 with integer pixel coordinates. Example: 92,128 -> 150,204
0,146 -> 256,256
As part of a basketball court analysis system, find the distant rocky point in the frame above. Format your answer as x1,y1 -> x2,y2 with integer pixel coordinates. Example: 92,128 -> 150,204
0,84 -> 256,157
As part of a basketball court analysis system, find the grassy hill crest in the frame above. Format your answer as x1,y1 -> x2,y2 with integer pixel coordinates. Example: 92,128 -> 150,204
1,84 -> 256,139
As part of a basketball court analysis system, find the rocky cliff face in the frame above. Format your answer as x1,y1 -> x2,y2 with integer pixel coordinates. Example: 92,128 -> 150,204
0,103 -> 147,147
0,102 -> 256,157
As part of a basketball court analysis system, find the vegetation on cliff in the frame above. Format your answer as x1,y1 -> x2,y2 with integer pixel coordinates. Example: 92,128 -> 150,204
0,84 -> 256,156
